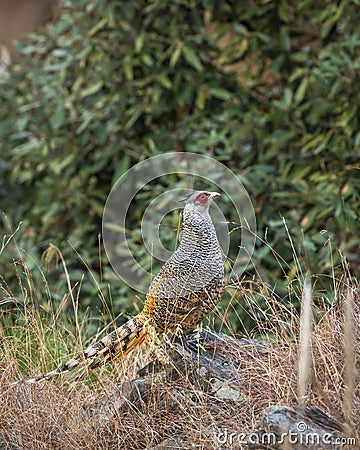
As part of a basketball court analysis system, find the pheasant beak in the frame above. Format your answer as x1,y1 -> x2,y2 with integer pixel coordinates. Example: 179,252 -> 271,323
209,192 -> 221,200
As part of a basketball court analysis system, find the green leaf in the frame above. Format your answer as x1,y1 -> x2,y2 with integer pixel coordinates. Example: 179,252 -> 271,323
209,87 -> 232,100
124,59 -> 133,81
49,153 -> 75,175
141,54 -> 153,66
169,43 -> 183,68
295,77 -> 308,103
279,26 -> 291,51
76,111 -> 92,134
195,89 -> 206,109
79,81 -> 103,99
88,17 -> 108,37
182,46 -> 202,72
135,33 -> 145,53
278,3 -> 290,22
125,109 -> 142,131
50,100 -> 65,130
157,74 -> 172,89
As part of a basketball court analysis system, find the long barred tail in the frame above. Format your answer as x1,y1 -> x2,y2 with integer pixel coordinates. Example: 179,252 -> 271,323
13,315 -> 149,385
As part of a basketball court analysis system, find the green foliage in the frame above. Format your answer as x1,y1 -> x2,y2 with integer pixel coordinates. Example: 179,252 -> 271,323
0,0 -> 359,331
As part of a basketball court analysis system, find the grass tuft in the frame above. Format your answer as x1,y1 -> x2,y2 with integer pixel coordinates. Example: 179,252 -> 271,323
0,245 -> 359,449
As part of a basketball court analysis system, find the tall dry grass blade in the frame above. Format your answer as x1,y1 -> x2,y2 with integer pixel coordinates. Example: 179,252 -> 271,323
0,215 -> 22,256
46,244 -> 84,351
298,277 -> 313,406
343,286 -> 355,422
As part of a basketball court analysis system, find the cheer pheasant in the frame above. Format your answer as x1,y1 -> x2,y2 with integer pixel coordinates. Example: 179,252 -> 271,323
16,190 -> 224,383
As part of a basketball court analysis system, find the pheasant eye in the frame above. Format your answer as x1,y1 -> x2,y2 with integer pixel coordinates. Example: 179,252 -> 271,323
196,193 -> 208,204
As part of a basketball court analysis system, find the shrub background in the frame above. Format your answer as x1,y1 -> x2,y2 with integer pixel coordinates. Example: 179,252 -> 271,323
0,0 -> 359,331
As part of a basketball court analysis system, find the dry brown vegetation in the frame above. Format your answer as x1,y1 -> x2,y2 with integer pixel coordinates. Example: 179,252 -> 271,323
0,257 -> 359,449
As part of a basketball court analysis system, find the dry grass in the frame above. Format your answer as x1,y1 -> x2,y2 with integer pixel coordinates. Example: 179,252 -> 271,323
0,255 -> 359,449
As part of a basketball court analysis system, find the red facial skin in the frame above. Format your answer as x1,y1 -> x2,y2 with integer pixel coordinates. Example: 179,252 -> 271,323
195,193 -> 210,204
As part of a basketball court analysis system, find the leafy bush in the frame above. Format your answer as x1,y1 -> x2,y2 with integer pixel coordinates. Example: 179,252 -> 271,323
0,0 -> 359,329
